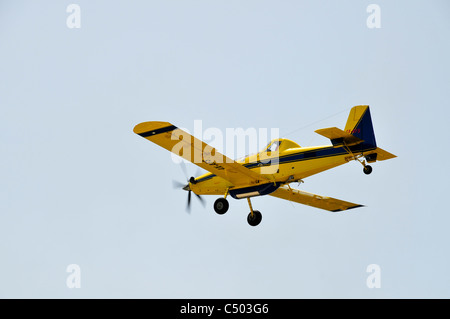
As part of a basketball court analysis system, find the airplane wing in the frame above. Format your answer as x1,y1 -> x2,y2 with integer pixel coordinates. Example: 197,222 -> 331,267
133,121 -> 268,186
269,186 -> 363,212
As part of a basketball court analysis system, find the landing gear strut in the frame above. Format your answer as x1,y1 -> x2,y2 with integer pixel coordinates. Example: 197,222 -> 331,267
350,154 -> 373,175
356,157 -> 373,175
342,144 -> 374,176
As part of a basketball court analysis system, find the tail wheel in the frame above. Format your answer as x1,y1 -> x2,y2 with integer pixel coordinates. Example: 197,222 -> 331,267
214,198 -> 229,215
247,210 -> 262,227
363,165 -> 373,175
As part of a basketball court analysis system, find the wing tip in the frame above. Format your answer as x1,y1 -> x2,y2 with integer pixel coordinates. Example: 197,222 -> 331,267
331,204 -> 365,212
133,121 -> 174,135
133,122 -> 177,137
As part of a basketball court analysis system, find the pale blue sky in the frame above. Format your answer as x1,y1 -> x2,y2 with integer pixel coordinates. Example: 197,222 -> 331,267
1,0 -> 449,298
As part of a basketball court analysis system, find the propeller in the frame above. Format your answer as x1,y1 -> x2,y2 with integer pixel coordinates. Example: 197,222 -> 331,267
172,161 -> 205,213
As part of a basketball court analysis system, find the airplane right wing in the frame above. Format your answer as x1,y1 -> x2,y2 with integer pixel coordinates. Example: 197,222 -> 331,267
270,186 -> 363,212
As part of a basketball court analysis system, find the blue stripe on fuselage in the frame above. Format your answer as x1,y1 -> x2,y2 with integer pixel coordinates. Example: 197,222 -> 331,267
193,145 -> 376,183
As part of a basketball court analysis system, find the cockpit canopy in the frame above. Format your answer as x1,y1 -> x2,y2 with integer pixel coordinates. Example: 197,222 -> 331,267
263,138 -> 301,153
266,140 -> 281,152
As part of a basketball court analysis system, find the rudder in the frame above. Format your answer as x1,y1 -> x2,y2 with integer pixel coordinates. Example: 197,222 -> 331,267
345,105 -> 377,151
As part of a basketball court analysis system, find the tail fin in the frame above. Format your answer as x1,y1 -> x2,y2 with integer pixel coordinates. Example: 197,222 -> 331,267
315,105 -> 396,162
344,105 -> 377,151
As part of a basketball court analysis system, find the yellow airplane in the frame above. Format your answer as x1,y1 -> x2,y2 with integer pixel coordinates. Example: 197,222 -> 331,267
133,105 -> 396,226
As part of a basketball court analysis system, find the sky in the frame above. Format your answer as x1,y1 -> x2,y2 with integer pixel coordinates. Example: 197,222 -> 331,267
1,0 -> 449,298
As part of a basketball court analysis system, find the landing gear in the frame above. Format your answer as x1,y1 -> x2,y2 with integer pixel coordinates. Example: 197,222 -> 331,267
350,154 -> 373,175
214,198 -> 229,215
342,144 -> 374,176
246,197 -> 262,227
247,210 -> 262,227
363,165 -> 373,175
213,194 -> 263,226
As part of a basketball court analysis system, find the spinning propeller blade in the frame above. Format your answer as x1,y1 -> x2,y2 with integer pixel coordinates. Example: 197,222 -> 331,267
172,180 -> 186,189
173,163 -> 204,213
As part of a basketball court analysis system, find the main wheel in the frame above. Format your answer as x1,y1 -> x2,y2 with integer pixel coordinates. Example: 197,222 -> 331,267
214,198 -> 229,215
247,210 -> 262,227
363,165 -> 373,175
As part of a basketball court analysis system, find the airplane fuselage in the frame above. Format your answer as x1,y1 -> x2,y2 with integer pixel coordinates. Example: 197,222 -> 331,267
189,141 -> 374,198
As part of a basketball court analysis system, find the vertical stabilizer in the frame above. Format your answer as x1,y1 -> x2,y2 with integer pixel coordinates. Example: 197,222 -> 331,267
344,105 -> 377,151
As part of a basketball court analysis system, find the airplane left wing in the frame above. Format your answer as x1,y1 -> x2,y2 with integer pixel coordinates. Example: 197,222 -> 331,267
270,186 -> 363,212
133,121 -> 268,186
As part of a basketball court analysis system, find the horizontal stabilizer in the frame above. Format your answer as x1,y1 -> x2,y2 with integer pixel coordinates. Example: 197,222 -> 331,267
364,147 -> 397,162
315,127 -> 363,147
375,148 -> 396,161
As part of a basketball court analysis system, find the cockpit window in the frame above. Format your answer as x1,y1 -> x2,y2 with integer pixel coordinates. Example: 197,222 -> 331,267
266,141 -> 281,152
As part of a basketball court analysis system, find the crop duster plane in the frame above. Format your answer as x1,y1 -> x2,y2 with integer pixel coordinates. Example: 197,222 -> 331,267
133,105 -> 396,226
